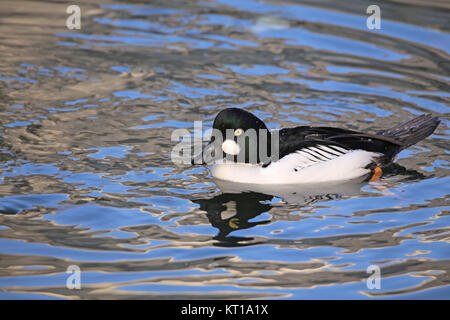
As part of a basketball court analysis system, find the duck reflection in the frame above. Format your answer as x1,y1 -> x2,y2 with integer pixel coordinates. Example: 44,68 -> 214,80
192,163 -> 426,245
193,175 -> 368,245
192,191 -> 273,245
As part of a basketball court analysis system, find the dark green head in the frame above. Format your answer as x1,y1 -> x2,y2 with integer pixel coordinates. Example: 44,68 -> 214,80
213,108 -> 269,134
192,108 -> 273,165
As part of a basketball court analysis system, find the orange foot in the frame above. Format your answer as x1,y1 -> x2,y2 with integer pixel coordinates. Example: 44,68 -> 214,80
370,166 -> 383,182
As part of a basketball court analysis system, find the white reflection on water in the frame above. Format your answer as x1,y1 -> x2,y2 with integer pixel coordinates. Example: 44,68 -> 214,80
0,0 -> 448,299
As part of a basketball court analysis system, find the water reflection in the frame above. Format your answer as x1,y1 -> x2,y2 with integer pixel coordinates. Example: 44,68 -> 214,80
0,0 -> 449,299
193,191 -> 273,244
193,163 -> 428,246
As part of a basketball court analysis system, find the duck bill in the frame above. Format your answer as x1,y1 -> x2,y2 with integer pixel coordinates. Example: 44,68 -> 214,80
191,139 -> 217,165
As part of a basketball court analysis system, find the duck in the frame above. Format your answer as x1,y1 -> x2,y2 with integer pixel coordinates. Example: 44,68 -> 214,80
191,108 -> 440,184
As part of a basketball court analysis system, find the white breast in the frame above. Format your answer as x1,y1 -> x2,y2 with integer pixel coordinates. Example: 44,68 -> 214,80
210,149 -> 381,184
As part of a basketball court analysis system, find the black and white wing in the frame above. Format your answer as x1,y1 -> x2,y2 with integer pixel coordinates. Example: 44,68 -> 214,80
270,126 -> 403,167
278,143 -> 350,171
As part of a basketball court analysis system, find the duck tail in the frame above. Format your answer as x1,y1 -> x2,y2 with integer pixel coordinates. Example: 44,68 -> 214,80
376,114 -> 440,150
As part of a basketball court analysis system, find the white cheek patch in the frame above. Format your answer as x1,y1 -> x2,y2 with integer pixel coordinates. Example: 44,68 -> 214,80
222,139 -> 240,155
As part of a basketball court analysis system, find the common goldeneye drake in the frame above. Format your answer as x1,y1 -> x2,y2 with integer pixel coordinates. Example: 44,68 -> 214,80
191,108 -> 440,184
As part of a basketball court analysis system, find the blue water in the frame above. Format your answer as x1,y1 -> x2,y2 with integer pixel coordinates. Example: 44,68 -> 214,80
0,0 -> 449,299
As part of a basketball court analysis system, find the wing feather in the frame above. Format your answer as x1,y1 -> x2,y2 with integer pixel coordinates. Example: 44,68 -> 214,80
276,144 -> 350,172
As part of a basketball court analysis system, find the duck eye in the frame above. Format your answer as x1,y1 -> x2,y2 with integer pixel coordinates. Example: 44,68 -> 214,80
234,128 -> 244,136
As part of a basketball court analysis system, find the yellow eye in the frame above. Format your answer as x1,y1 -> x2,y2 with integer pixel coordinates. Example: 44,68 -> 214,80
234,128 -> 244,136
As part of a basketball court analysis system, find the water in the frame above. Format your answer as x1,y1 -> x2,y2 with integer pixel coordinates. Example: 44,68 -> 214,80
0,0 -> 449,299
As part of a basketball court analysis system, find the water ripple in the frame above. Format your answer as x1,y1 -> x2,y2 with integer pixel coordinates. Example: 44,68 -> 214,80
0,0 -> 448,299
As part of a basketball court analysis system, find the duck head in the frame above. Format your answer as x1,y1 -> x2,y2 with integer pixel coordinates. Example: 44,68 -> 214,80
192,108 -> 272,165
